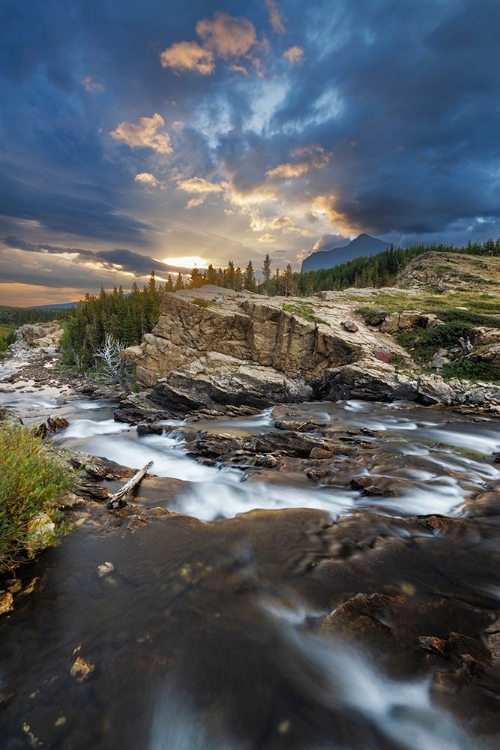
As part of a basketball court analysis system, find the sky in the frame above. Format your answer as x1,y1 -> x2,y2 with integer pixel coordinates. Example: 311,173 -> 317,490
0,0 -> 499,305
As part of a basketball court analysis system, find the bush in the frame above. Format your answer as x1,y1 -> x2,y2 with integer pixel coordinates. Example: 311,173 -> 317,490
281,302 -> 327,325
441,360 -> 500,382
191,297 -> 215,308
0,423 -> 75,572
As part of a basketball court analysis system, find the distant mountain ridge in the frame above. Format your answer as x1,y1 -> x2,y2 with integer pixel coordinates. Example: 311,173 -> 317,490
30,302 -> 79,310
301,234 -> 389,272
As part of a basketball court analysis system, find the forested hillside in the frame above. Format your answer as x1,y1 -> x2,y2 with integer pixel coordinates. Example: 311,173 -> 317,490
55,238 -> 500,373
59,277 -> 161,371
0,305 -> 69,353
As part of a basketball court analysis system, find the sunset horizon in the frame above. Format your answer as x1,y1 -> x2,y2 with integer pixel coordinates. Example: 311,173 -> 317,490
1,0 -> 499,306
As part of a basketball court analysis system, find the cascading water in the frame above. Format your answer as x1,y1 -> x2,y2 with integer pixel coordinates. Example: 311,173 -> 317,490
1,389 -> 499,749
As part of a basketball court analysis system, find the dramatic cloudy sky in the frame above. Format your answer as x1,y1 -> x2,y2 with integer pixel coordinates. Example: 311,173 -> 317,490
0,0 -> 499,304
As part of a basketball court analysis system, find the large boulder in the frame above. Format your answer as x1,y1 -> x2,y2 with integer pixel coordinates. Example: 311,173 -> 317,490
12,323 -> 63,350
123,288 -> 411,410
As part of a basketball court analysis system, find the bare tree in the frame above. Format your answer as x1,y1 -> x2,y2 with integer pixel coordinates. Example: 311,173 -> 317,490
95,334 -> 130,389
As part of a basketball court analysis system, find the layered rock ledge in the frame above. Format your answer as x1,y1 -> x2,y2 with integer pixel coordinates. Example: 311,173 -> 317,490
123,287 -> 415,410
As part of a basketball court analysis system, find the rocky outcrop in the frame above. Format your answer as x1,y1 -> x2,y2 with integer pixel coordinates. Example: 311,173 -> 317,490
11,322 -> 63,351
397,251 -> 500,293
123,287 -> 413,410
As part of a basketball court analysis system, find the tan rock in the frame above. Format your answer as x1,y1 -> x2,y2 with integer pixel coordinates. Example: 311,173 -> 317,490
123,289 -> 412,408
0,591 -> 14,616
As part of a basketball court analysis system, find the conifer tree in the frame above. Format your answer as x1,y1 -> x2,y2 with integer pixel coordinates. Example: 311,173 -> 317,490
243,260 -> 256,291
262,253 -> 271,295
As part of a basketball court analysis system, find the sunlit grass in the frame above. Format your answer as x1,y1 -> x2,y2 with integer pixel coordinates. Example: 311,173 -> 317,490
0,423 -> 75,572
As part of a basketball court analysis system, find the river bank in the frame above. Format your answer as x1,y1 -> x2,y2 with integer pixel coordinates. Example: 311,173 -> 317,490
1,330 -> 500,748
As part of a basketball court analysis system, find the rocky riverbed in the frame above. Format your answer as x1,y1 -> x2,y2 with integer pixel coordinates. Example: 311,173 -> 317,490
1,325 -> 500,749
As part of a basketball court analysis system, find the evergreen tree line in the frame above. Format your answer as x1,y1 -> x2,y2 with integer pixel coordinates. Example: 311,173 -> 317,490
0,305 -> 69,325
59,276 -> 161,371
57,237 -> 499,372
169,238 -> 500,296
299,238 -> 500,293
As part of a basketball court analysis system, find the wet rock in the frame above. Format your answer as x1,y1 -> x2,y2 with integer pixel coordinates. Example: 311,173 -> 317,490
416,374 -> 456,406
70,656 -> 95,682
274,418 -> 324,433
349,475 -> 408,497
136,421 -> 163,435
0,591 -> 14,616
114,395 -> 171,425
312,362 -> 418,403
271,404 -> 331,428
485,618 -> 500,665
97,562 -> 115,578
70,453 -> 135,480
309,446 -> 334,459
321,593 -> 404,640
250,431 -> 333,458
305,466 -> 337,484
188,433 -> 245,458
47,415 -> 69,431
25,513 -> 56,553
0,407 -> 23,425
254,454 -> 283,468
418,632 -> 489,666
32,421 -> 48,438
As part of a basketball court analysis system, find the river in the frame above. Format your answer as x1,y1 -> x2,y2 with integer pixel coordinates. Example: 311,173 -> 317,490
0,382 -> 499,749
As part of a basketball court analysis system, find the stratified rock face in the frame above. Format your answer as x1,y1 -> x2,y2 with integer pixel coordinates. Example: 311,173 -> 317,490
123,287 -> 413,410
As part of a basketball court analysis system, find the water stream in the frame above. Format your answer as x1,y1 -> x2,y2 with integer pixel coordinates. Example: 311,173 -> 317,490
1,387 -> 499,748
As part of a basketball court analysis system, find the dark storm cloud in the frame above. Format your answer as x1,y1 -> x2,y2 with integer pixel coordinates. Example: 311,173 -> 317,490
265,0 -> 500,240
0,0 -> 499,297
0,170 -> 154,243
1,237 -> 189,278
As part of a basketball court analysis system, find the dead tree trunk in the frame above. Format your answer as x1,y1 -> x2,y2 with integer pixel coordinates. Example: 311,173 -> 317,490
107,461 -> 153,509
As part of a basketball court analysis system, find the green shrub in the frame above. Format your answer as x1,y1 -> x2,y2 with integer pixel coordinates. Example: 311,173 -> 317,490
441,360 -> 500,383
0,423 -> 75,572
191,297 -> 215,308
281,302 -> 327,325
395,321 -> 475,363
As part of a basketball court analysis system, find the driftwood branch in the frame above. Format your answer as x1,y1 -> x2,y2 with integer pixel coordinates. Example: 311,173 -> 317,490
107,461 -> 153,509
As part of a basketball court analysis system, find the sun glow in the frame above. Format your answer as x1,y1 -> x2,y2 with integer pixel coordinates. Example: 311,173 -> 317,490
162,255 -> 208,269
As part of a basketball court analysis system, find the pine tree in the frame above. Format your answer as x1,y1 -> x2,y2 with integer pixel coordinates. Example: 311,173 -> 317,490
282,264 -> 296,296
262,253 -> 271,295
189,267 -> 204,289
206,264 -> 217,285
243,260 -> 256,291
225,261 -> 236,289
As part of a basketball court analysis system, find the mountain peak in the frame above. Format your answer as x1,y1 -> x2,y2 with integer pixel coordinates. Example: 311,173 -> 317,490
301,234 -> 389,272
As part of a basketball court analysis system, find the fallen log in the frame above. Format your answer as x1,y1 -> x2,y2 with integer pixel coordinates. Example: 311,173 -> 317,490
106,461 -> 153,509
